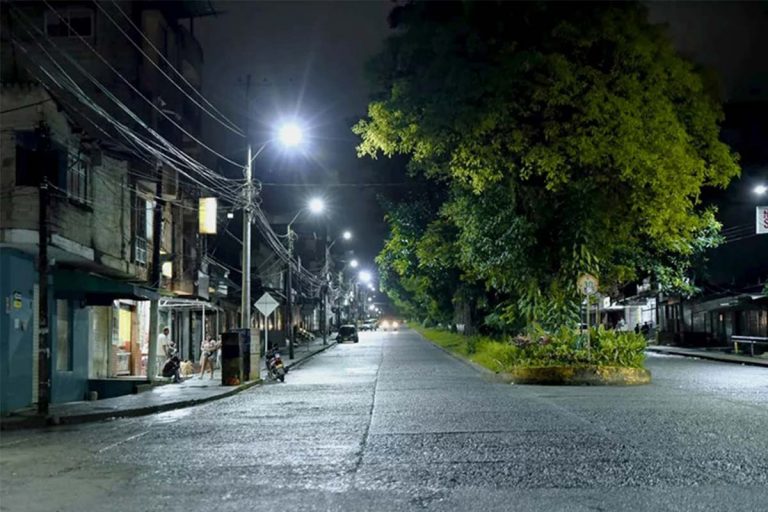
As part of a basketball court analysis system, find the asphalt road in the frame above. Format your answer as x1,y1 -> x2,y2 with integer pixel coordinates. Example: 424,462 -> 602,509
1,328 -> 767,512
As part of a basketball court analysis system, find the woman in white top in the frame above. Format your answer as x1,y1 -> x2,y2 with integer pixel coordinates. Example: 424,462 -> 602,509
198,336 -> 220,379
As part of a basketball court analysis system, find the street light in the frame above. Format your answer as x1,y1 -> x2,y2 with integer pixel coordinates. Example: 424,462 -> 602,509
308,197 -> 325,214
755,184 -> 767,195
323,230 -> 352,344
359,270 -> 372,283
285,197 -> 325,359
278,122 -> 303,147
241,124 -> 305,366
350,259 -> 359,268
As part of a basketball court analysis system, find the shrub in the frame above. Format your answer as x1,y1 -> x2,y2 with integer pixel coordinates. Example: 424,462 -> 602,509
415,325 -> 646,372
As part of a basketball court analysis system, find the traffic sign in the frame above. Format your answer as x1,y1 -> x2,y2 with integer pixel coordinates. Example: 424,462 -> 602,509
255,292 -> 279,316
757,206 -> 768,234
577,273 -> 599,295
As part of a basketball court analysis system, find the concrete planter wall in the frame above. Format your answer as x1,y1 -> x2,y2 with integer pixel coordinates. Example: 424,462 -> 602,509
500,366 -> 651,386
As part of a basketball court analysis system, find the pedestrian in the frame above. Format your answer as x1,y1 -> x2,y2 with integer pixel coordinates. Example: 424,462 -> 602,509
157,327 -> 174,376
616,318 -> 626,331
160,329 -> 182,383
641,322 -> 650,337
634,323 -> 641,334
162,354 -> 182,383
198,335 -> 221,379
159,327 -> 172,357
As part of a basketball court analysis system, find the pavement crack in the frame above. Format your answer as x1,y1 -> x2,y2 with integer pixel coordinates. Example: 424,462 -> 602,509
96,430 -> 149,454
350,344 -> 384,485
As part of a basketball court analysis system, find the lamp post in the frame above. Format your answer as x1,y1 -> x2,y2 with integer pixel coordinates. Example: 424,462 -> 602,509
356,270 -> 373,324
285,197 -> 325,359
323,230 -> 352,344
242,121 -> 304,358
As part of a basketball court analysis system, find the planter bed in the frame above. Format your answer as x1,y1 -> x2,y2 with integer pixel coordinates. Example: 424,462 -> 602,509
499,365 -> 651,386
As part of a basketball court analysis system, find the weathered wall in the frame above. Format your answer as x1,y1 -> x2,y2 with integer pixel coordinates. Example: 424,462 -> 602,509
0,249 -> 36,414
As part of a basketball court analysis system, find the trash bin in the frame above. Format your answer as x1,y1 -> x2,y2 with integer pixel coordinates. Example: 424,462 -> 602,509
221,330 -> 244,386
240,329 -> 251,381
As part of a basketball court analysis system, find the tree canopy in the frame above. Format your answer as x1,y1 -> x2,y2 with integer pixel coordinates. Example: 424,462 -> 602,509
356,1 -> 740,330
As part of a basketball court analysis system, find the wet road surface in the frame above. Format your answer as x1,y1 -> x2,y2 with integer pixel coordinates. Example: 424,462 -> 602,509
1,328 -> 767,511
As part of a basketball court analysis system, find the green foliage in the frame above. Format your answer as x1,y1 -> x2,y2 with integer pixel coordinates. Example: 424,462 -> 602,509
358,1 -> 739,334
376,192 -> 464,325
416,325 -> 647,372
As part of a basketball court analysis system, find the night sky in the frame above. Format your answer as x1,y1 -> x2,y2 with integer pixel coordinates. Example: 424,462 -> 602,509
195,1 -> 768,271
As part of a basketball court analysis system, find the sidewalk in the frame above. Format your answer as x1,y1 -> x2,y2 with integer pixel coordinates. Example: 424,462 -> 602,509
1,336 -> 337,430
646,345 -> 768,368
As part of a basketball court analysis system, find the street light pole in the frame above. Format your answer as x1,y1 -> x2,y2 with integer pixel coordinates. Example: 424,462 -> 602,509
322,230 -> 329,345
241,143 -> 252,336
286,224 -> 294,359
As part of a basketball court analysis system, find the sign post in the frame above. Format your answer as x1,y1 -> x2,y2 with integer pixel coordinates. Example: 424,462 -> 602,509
255,292 -> 279,363
577,273 -> 599,351
756,206 -> 768,235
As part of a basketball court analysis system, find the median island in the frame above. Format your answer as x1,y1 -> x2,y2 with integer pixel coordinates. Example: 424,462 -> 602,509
414,325 -> 651,386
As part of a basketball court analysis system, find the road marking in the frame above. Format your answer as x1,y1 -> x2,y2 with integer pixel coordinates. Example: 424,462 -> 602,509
97,430 -> 149,453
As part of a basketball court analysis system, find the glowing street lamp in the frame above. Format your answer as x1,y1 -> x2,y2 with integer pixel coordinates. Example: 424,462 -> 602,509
308,197 -> 325,214
342,230 -> 352,240
278,122 -> 303,147
755,184 -> 767,196
350,259 -> 359,268
359,270 -> 372,283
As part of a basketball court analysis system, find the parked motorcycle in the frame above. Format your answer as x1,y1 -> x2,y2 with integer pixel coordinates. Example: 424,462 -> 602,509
297,328 -> 314,342
266,347 -> 286,382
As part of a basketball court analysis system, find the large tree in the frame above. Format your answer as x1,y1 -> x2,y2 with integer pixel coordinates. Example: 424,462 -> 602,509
356,1 -> 739,329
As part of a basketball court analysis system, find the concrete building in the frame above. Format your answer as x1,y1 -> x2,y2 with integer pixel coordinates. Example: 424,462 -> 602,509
1,1 -> 217,413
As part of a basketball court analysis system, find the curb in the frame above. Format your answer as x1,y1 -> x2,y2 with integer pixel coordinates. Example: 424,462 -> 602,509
1,341 -> 338,431
285,341 -> 337,372
0,380 -> 261,431
646,347 -> 768,368
498,366 -> 652,386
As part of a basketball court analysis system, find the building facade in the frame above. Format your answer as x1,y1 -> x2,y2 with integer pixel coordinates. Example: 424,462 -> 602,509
1,1 -> 217,413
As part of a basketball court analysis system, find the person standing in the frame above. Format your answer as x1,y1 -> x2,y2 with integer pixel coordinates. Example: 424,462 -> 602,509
198,336 -> 221,379
157,327 -> 172,375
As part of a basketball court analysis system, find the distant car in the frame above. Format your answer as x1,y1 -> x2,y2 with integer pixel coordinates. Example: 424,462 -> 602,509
361,320 -> 377,331
336,324 -> 359,343
380,320 -> 400,331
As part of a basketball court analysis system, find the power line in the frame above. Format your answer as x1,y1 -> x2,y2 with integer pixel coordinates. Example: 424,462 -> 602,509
39,1 -> 245,168
0,98 -> 54,114
7,8 -> 244,204
92,0 -> 245,138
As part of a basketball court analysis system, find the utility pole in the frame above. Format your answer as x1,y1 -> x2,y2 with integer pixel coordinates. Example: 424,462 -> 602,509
147,98 -> 164,381
241,142 -> 252,336
321,226 -> 328,345
286,229 -> 294,359
147,161 -> 163,380
242,74 -> 253,339
37,128 -> 51,415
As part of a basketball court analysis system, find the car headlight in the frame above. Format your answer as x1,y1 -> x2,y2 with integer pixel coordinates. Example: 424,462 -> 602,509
381,320 -> 390,328
392,321 -> 399,328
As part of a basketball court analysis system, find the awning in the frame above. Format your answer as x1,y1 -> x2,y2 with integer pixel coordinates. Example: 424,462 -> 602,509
54,270 -> 157,305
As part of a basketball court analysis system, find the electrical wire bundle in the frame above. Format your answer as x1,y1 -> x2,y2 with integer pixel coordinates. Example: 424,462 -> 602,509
5,1 -> 331,295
